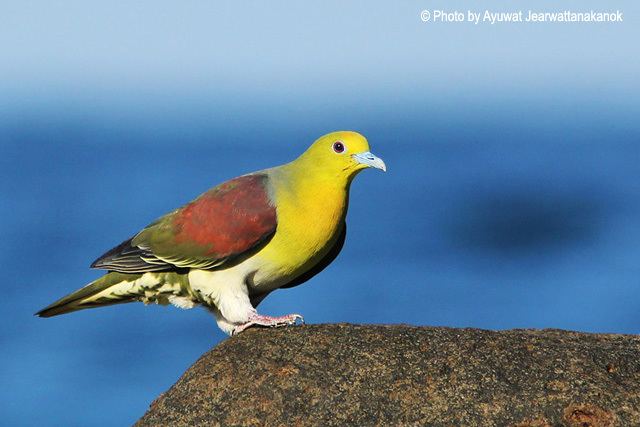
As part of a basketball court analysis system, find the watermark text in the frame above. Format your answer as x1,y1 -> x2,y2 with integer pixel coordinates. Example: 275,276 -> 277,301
420,9 -> 623,24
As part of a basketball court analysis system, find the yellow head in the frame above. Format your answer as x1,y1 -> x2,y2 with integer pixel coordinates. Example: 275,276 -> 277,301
295,131 -> 386,182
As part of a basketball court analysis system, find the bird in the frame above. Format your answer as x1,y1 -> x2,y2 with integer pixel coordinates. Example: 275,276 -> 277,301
36,131 -> 386,335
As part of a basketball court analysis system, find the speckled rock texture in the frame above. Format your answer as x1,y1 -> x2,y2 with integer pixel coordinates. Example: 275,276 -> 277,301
137,324 -> 640,427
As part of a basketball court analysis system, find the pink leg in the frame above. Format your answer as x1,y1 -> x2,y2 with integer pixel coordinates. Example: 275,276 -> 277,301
232,312 -> 304,335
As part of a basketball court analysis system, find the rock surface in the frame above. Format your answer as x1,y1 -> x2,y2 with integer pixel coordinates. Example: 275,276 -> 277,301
137,324 -> 640,426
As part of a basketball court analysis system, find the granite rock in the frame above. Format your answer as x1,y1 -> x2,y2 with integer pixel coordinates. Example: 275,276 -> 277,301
137,324 -> 640,426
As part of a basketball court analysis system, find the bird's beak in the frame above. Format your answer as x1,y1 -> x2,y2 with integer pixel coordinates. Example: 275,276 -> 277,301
352,151 -> 387,172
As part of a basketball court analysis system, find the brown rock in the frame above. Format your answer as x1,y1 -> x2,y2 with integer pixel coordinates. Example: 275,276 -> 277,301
136,324 -> 640,426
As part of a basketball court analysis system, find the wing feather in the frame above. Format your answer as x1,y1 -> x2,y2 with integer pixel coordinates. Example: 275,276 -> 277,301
91,173 -> 277,273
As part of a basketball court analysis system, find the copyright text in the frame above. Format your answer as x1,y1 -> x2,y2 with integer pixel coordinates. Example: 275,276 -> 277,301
420,9 -> 623,24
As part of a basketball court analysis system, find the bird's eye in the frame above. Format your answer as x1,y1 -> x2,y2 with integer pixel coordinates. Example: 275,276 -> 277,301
333,141 -> 345,153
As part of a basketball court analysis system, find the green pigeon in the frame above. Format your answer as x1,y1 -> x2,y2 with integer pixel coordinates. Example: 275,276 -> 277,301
37,131 -> 386,335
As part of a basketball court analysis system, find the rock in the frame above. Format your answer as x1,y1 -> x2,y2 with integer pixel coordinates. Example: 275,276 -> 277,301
136,324 -> 640,426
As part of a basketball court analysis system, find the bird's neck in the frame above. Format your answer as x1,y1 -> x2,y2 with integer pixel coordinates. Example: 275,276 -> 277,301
280,157 -> 352,210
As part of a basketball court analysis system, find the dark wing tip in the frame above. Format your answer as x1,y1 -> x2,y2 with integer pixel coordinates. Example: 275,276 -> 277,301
91,237 -> 136,269
35,305 -> 56,318
90,237 -> 175,273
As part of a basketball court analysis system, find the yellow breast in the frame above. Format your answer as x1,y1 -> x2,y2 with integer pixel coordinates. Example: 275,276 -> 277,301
253,167 -> 348,285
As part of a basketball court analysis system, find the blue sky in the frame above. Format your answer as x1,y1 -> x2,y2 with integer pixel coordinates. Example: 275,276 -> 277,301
2,1 -> 638,109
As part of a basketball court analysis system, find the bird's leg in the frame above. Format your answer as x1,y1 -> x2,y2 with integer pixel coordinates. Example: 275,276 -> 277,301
232,311 -> 304,335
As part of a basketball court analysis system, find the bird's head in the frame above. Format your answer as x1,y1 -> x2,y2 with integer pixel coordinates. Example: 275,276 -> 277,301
296,131 -> 386,183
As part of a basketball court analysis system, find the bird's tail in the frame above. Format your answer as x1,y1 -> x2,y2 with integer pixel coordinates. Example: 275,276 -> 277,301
36,272 -> 148,317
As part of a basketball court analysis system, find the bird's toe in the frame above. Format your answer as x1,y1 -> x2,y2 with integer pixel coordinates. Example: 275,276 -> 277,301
231,312 -> 304,335
289,314 -> 304,325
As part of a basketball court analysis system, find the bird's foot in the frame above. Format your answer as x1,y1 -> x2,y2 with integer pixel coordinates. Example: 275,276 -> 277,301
232,312 -> 304,335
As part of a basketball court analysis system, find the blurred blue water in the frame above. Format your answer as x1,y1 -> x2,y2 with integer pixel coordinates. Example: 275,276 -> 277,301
2,96 -> 639,425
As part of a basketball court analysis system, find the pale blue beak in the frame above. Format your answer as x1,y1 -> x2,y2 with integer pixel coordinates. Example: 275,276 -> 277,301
353,151 -> 387,172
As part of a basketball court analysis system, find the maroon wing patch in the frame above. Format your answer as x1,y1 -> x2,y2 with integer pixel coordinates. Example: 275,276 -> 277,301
171,174 -> 277,259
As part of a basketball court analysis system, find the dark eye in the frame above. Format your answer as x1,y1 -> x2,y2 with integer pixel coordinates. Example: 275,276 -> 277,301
333,141 -> 345,153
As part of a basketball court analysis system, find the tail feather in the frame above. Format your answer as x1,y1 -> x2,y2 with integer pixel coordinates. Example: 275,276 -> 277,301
36,272 -> 143,317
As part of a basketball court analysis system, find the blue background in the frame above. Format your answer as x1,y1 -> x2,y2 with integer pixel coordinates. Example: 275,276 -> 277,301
2,1 -> 639,425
